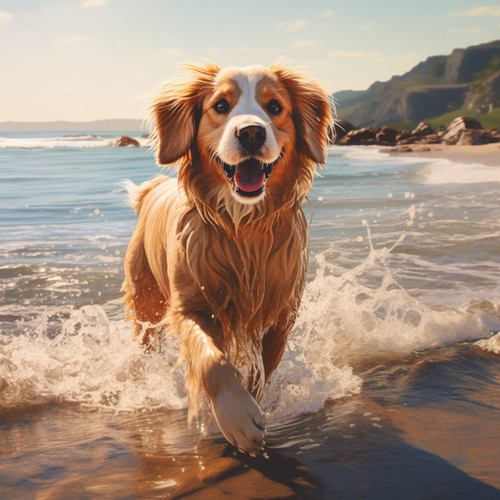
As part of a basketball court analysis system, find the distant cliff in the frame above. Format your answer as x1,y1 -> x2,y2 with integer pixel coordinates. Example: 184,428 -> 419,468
334,39 -> 500,128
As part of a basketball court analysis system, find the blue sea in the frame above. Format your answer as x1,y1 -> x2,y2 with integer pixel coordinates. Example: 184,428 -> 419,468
1,131 -> 499,498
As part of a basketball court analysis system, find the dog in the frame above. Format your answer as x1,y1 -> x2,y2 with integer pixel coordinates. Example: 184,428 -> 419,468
122,62 -> 332,454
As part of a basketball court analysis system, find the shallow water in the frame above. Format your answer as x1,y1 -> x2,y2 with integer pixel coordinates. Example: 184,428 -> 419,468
1,134 -> 499,498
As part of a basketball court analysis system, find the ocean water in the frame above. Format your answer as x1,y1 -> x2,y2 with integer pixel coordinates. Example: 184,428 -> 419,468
1,131 -> 499,498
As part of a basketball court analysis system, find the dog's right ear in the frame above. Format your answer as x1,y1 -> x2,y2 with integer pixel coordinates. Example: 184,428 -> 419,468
149,62 -> 220,166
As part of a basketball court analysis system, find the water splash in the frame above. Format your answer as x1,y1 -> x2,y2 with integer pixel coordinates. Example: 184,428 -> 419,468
293,214 -> 500,362
0,304 -> 187,412
476,331 -> 500,354
1,215 -> 499,418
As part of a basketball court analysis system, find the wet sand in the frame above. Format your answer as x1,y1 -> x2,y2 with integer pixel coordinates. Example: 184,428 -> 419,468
1,345 -> 499,499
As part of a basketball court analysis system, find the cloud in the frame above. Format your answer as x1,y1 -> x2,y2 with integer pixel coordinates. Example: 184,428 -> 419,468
328,49 -> 387,61
278,20 -> 306,32
321,10 -> 334,18
452,6 -> 500,17
361,22 -> 375,30
0,11 -> 13,24
81,0 -> 108,8
57,35 -> 91,45
294,40 -> 323,48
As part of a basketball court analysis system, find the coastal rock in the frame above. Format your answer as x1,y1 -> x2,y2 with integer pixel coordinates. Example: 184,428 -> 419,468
443,116 -> 484,144
397,132 -> 440,145
390,145 -> 414,152
415,133 -> 441,144
395,130 -> 412,142
331,120 -> 355,142
457,129 -> 500,145
334,117 -> 498,148
376,126 -> 399,145
490,130 -> 500,143
390,145 -> 431,153
411,122 -> 435,137
338,127 -> 377,145
109,136 -> 140,147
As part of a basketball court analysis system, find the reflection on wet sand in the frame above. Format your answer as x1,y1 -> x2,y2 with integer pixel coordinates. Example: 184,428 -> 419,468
2,347 -> 499,500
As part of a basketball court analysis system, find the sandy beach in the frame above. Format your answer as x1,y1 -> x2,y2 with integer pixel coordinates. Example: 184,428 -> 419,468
386,143 -> 500,166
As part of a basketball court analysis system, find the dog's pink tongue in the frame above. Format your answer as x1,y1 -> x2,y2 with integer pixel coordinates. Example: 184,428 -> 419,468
234,159 -> 265,192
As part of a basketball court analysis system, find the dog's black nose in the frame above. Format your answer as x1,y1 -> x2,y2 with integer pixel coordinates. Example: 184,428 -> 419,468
236,125 -> 266,152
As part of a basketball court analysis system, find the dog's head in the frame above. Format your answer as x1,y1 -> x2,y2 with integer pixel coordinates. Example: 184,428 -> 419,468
150,62 -> 332,217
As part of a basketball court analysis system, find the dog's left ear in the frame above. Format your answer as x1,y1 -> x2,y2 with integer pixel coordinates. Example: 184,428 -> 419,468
272,64 -> 333,165
150,62 -> 220,165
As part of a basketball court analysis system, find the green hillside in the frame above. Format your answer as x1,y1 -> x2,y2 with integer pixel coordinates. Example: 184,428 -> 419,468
426,108 -> 500,129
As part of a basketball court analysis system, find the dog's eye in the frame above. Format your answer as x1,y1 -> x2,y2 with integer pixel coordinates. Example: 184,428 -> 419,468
214,99 -> 230,114
267,100 -> 283,115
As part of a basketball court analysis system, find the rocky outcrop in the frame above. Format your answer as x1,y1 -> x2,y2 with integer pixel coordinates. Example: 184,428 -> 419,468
376,126 -> 399,144
457,130 -> 496,145
445,40 -> 500,84
411,122 -> 435,137
109,136 -> 140,147
442,117 -> 484,144
335,116 -> 500,148
339,127 -> 377,145
334,39 -> 500,127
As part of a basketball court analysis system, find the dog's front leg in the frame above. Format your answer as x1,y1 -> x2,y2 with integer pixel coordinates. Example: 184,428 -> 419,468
179,314 -> 265,455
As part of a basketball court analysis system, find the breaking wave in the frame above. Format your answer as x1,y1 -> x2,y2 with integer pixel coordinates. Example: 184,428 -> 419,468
2,225 -> 498,420
0,134 -> 149,149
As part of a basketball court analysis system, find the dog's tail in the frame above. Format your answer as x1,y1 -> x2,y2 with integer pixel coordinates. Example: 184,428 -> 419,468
121,175 -> 169,213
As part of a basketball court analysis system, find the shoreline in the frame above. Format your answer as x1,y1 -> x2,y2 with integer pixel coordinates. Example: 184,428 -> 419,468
383,143 -> 500,167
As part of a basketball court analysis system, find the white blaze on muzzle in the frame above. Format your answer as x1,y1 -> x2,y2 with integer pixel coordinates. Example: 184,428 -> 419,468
216,71 -> 281,202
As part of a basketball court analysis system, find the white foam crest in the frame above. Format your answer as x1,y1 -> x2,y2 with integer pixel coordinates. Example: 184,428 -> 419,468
0,305 -> 187,411
263,344 -> 360,419
416,160 -> 500,185
330,145 -> 500,185
329,145 -> 428,166
0,135 -> 148,149
0,301 -> 360,420
2,224 -> 499,421
293,227 -> 500,360
476,331 -> 500,354
0,135 -> 108,149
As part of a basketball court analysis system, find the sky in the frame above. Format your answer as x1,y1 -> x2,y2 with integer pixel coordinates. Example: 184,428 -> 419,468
1,0 -> 500,122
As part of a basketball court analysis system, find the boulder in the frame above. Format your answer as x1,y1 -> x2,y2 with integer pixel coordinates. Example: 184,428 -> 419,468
411,122 -> 435,137
390,145 -> 414,153
338,127 -> 377,145
490,128 -> 500,140
395,130 -> 412,142
109,136 -> 140,147
443,116 -> 484,144
457,129 -> 500,146
416,133 -> 442,144
376,126 -> 399,144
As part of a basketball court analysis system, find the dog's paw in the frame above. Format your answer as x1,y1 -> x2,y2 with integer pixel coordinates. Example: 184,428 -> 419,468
211,373 -> 265,455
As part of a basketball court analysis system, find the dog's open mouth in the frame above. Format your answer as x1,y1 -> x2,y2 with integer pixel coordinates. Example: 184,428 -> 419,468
222,153 -> 282,198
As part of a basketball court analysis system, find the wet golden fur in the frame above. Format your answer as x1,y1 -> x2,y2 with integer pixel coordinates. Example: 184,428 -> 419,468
122,62 -> 332,453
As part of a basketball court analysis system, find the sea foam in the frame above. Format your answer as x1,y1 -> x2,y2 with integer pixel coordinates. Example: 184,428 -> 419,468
0,135 -> 148,149
2,228 -> 499,420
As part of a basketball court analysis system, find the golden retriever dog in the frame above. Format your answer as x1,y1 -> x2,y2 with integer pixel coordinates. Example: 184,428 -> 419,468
122,62 -> 332,454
